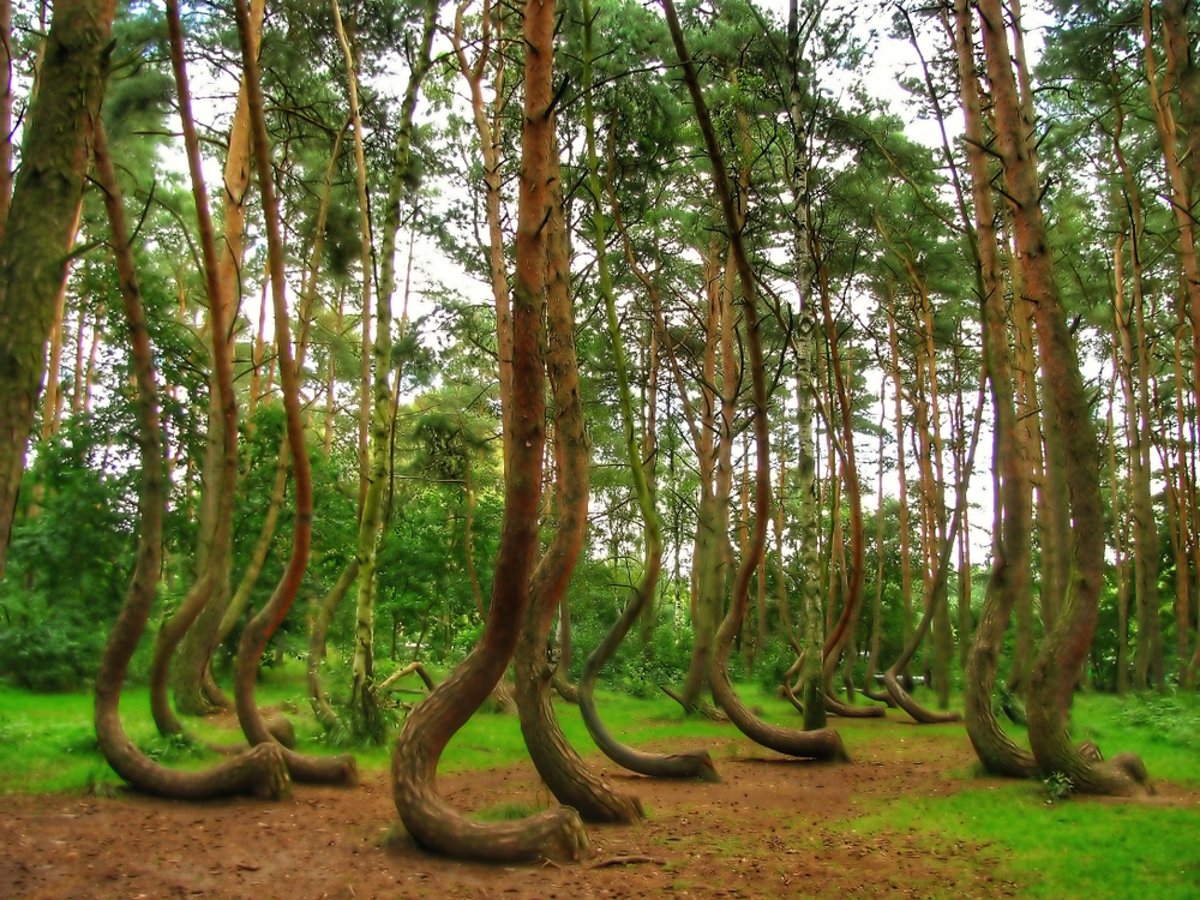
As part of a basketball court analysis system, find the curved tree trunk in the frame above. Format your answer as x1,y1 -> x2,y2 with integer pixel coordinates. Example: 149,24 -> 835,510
391,0 -> 589,861
980,0 -> 1150,796
155,0 -> 245,742
307,558 -> 361,731
667,236 -> 734,714
951,0 -> 1037,779
150,575 -> 215,736
813,254 -> 867,691
92,119 -> 290,801
575,3 -> 716,782
883,381 -> 983,725
514,148 -> 644,821
665,0 -> 847,763
785,0 -> 829,722
860,391 -> 893,707
230,0 -> 355,786
171,0 -> 266,717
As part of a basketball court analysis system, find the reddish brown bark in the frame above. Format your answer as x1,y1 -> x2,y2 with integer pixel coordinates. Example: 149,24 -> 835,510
515,148 -> 644,821
980,0 -> 1150,796
229,0 -> 354,785
92,121 -> 289,801
952,0 -> 1036,778
390,0 -> 588,861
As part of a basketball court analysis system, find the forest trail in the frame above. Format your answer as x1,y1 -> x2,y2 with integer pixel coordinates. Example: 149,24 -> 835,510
0,722 -> 1056,899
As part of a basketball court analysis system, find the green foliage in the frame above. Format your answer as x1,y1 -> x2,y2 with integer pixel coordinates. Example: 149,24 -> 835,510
472,801 -> 546,822
1041,770 -> 1074,803
1115,691 -> 1200,750
0,421 -> 138,690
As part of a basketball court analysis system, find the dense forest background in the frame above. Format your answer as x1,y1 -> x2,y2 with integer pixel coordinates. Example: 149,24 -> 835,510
0,0 -> 1195,855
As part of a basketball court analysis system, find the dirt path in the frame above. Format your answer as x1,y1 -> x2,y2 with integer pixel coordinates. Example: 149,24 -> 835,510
2,728 -> 1020,898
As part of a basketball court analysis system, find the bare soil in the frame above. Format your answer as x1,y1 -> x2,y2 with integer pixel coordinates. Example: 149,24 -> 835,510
0,726 -> 1047,898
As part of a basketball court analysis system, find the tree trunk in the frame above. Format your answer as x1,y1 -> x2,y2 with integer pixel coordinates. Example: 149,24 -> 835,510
171,0 -> 265,719
575,12 -> 715,780
343,0 -> 436,745
952,0 -> 1037,777
229,0 -> 355,786
885,288 -> 916,678
815,256 -> 866,690
391,0 -> 588,861
1105,355 -> 1131,695
92,119 -> 290,801
666,0 -> 846,762
980,0 -> 1151,796
156,0 -> 248,735
0,0 -> 113,577
1004,225 -> 1039,696
672,240 -> 729,711
1112,230 -> 1162,691
514,137 -> 645,821
1144,0 -> 1200,418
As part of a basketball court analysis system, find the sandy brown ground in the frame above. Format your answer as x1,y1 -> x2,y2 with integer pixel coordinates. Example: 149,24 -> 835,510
0,727 -> 1044,899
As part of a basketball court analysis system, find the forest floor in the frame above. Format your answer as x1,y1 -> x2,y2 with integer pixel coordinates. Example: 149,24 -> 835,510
2,715 -> 1197,899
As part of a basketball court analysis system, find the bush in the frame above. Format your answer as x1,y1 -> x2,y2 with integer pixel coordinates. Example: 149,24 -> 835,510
0,614 -> 103,691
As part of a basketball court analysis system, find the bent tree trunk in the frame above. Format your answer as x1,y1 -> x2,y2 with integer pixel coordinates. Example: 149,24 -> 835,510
979,0 -> 1150,796
391,0 -> 588,862
153,0 -> 246,744
170,0 -> 266,717
92,121 -> 289,801
666,0 -> 847,763
514,151 -> 644,822
951,0 -> 1036,778
882,380 -> 982,725
229,0 -> 355,786
575,0 -> 716,782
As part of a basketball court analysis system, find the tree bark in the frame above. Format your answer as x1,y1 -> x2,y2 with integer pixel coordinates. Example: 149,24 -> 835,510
391,0 -> 589,861
514,137 -> 645,821
92,120 -> 290,801
952,0 -> 1037,778
980,0 -> 1151,796
171,0 -> 265,718
665,0 -> 847,763
0,0 -> 114,577
229,0 -> 355,785
344,0 -> 437,745
575,1 -> 716,782
155,0 -> 246,737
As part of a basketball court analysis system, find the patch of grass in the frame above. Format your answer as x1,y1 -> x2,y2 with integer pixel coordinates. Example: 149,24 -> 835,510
844,781 -> 1200,898
1068,691 -> 1200,785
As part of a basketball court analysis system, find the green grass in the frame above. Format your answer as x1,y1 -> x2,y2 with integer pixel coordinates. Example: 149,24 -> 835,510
0,663 -> 784,793
4,664 -> 1199,900
835,689 -> 1200,899
1067,690 -> 1200,785
843,781 -> 1200,898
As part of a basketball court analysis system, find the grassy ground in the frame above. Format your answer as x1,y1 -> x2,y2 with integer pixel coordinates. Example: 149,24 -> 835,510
2,664 -> 1197,897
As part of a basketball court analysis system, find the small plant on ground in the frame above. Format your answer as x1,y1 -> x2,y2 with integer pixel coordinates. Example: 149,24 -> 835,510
1041,770 -> 1074,803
